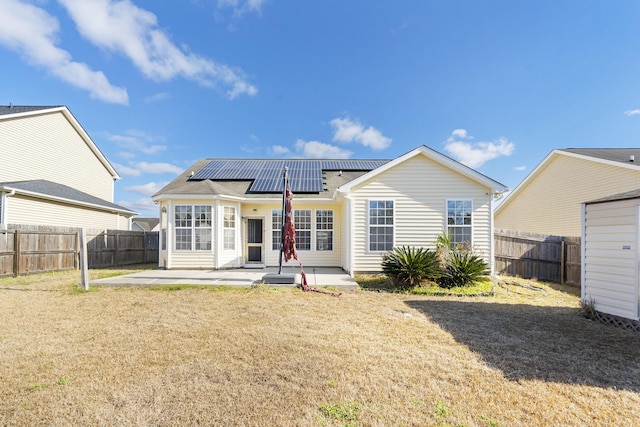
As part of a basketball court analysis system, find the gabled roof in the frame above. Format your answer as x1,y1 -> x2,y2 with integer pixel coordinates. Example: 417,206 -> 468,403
153,145 -> 507,201
560,148 -> 640,167
0,105 -> 61,115
132,217 -> 160,231
337,145 -> 508,194
585,188 -> 640,205
495,148 -> 640,214
0,180 -> 137,216
0,105 -> 121,180
153,158 -> 383,200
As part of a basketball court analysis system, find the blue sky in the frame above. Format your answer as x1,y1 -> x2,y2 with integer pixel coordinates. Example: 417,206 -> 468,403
2,0 -> 640,216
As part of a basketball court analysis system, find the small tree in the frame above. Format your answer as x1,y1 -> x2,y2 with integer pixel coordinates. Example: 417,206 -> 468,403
382,246 -> 441,289
437,251 -> 489,289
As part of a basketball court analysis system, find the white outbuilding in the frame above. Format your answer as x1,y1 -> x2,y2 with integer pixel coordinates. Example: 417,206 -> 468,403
582,189 -> 640,321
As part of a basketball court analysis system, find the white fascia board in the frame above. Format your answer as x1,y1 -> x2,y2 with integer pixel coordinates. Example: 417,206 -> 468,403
338,145 -> 508,195
494,149 -> 559,215
6,187 -> 137,216
152,194 -> 338,203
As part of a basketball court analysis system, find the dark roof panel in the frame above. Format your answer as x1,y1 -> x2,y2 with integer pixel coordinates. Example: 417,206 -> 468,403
0,105 -> 62,116
189,159 -> 388,193
0,180 -> 136,214
561,148 -> 640,165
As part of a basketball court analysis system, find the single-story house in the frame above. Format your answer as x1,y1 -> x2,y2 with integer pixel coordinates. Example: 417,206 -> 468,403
132,217 -> 160,232
495,148 -> 640,236
152,146 -> 507,275
582,189 -> 640,321
0,105 -> 136,229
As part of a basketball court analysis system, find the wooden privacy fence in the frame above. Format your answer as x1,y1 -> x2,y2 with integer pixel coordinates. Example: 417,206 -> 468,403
0,226 -> 159,278
494,229 -> 581,284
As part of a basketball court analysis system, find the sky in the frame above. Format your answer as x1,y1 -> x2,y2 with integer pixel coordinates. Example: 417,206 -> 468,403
2,0 -> 640,217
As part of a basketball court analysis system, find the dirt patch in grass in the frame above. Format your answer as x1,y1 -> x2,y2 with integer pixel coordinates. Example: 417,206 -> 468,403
0,271 -> 639,426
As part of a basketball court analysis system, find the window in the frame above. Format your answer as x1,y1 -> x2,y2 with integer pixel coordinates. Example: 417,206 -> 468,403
447,200 -> 472,248
223,206 -> 236,250
272,210 -> 282,250
369,200 -> 394,251
316,210 -> 333,251
174,205 -> 212,251
294,210 -> 312,251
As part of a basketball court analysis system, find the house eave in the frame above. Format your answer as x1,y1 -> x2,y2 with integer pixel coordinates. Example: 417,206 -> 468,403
5,187 -> 137,216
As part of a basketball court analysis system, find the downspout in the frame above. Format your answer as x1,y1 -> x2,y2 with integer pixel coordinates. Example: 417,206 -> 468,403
157,202 -> 164,268
166,200 -> 173,269
489,192 -> 495,276
580,202 -> 587,304
215,199 -> 221,269
0,188 -> 16,228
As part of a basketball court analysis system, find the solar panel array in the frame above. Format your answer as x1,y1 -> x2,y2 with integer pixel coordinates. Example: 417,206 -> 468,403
190,159 -> 388,193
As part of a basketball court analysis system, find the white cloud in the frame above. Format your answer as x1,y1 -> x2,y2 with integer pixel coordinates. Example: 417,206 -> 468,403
330,117 -> 391,151
270,145 -> 290,155
117,197 -> 156,212
295,140 -> 353,159
125,181 -> 169,196
113,161 -> 183,176
625,109 -> 640,116
451,128 -> 468,138
145,92 -> 171,103
514,165 -> 527,171
136,161 -> 184,174
106,130 -> 167,154
218,0 -> 265,18
0,0 -> 128,104
58,0 -> 257,99
443,129 -> 514,169
113,162 -> 142,176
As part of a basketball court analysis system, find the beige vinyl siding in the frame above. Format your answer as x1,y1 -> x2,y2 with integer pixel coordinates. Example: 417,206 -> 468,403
0,111 -> 114,201
350,155 -> 493,272
583,200 -> 639,320
170,252 -> 216,269
7,195 -> 125,229
496,154 -> 640,236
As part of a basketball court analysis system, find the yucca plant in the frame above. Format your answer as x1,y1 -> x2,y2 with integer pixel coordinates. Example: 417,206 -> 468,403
382,246 -> 441,288
437,250 -> 489,288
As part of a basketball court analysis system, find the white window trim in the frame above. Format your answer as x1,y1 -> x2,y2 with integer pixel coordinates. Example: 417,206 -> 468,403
367,199 -> 395,253
174,204 -> 213,252
223,206 -> 237,251
315,209 -> 334,252
445,199 -> 473,247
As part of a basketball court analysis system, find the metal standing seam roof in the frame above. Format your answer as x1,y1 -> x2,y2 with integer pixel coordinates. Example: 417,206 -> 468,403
189,159 -> 390,193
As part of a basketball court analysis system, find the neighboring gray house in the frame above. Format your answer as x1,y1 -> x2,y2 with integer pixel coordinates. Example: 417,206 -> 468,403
132,217 -> 160,232
0,105 -> 136,229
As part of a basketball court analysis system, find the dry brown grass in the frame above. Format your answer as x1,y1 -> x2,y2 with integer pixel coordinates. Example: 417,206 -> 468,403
1,270 -> 639,426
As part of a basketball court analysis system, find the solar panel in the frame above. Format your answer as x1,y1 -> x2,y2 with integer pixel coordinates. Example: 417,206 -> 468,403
189,159 -> 388,193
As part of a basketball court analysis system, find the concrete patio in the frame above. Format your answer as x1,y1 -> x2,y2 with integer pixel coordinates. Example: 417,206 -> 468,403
89,266 -> 359,290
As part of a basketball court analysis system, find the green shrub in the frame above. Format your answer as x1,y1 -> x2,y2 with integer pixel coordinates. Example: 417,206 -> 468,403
381,246 -> 441,288
437,250 -> 489,288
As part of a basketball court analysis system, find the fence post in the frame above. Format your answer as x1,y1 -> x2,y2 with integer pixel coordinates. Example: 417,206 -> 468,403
79,228 -> 89,290
141,232 -> 146,264
13,230 -> 20,277
560,240 -> 566,284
